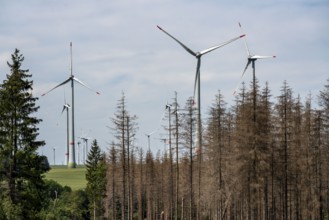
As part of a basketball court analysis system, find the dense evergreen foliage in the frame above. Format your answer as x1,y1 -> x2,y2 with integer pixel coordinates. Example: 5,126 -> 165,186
86,139 -> 107,219
0,49 -> 50,219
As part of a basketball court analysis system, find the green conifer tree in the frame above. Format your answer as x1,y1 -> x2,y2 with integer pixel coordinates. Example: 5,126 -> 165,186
0,49 -> 50,219
86,139 -> 107,219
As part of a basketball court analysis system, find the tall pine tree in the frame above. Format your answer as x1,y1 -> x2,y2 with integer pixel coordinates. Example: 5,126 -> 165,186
86,139 -> 107,219
0,49 -> 49,219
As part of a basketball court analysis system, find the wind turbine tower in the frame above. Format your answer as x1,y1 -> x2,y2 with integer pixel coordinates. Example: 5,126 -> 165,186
61,103 -> 70,165
145,130 -> 157,152
79,136 -> 90,164
42,42 -> 100,168
157,25 -> 245,154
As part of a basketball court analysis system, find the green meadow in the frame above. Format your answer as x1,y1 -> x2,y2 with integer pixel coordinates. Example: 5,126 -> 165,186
45,165 -> 87,190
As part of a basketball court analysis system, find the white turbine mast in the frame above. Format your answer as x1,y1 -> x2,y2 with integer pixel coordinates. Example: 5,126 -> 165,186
42,42 -> 100,168
61,99 -> 71,166
78,135 -> 91,164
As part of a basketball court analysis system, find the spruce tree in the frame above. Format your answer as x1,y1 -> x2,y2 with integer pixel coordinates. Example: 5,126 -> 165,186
106,142 -> 120,219
317,78 -> 329,219
0,49 -> 49,219
109,92 -> 138,219
181,97 -> 197,219
274,81 -> 295,220
204,90 -> 228,219
86,139 -> 107,219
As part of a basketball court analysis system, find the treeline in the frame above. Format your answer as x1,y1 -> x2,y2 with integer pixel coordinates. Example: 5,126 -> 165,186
105,79 -> 329,220
1,49 -> 328,219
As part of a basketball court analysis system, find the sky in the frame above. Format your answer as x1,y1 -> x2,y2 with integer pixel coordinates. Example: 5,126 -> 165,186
0,0 -> 328,165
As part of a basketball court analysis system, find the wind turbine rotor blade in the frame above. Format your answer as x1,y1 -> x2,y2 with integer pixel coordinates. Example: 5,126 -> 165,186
148,130 -> 157,136
157,25 -> 197,57
70,42 -> 73,76
41,78 -> 71,96
199,34 -> 245,56
78,136 -> 88,141
61,105 -> 66,115
233,60 -> 251,95
73,77 -> 100,95
251,55 -> 276,59
238,22 -> 251,56
193,58 -> 201,106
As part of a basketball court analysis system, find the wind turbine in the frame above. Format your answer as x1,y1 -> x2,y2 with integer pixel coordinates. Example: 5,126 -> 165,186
233,22 -> 276,96
78,136 -> 91,164
79,129 -> 93,163
145,130 -> 157,151
77,141 -> 81,165
55,91 -> 70,166
165,103 -> 172,152
61,102 -> 70,166
42,42 -> 100,168
157,25 -> 245,152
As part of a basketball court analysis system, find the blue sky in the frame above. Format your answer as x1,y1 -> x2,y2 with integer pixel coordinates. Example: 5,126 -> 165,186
1,0 -> 328,165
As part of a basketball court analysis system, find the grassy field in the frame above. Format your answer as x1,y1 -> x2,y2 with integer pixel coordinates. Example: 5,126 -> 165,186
45,165 -> 87,190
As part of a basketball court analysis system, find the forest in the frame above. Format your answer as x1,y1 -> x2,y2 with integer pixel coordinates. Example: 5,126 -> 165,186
0,49 -> 328,220
106,78 -> 329,220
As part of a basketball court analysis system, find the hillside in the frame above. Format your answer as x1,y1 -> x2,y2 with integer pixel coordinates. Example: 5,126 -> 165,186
45,165 -> 87,190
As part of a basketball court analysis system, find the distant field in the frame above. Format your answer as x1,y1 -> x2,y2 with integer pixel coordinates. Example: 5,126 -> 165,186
45,165 -> 87,190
